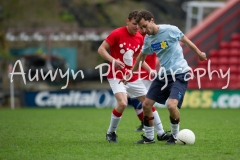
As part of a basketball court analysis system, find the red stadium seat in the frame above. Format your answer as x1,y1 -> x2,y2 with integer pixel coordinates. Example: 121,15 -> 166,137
219,41 -> 230,50
218,49 -> 229,57
209,64 -> 219,71
208,68 -> 221,84
208,72 -> 220,79
198,60 -> 208,65
230,41 -> 240,50
209,58 -> 219,66
230,74 -> 238,82
200,77 -> 211,89
227,74 -> 238,89
237,81 -> 240,89
218,65 -> 230,73
209,49 -> 219,58
201,76 -> 209,82
230,65 -> 239,74
218,57 -> 228,65
190,67 -> 198,77
198,60 -> 208,68
209,80 -> 221,89
207,66 -> 221,82
228,57 -> 239,65
188,82 -> 195,89
228,82 -> 236,89
188,79 -> 199,89
217,79 -> 228,89
229,49 -> 239,57
235,76 -> 240,89
201,80 -> 210,89
231,33 -> 240,41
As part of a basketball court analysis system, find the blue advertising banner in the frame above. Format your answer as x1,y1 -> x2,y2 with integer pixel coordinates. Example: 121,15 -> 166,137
24,90 -> 240,109
24,90 -> 117,108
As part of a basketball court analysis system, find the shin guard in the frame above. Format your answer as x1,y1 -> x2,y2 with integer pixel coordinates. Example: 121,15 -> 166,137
143,116 -> 154,127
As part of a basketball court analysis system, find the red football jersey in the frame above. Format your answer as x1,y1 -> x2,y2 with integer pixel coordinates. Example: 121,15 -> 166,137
105,27 -> 143,81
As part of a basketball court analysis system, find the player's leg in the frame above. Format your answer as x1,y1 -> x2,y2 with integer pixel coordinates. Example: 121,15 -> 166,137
106,79 -> 128,143
127,97 -> 144,132
166,98 -> 180,145
125,80 -> 155,144
135,97 -> 155,144
166,73 -> 188,145
152,106 -> 171,141
142,79 -> 171,141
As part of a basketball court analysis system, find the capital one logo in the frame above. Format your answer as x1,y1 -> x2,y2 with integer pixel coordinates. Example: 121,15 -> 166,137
34,90 -> 117,108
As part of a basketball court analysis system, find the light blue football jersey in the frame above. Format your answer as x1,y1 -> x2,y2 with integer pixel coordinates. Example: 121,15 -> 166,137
142,24 -> 190,75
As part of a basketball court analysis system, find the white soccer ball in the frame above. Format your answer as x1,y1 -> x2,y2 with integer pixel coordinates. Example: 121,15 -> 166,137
176,129 -> 195,145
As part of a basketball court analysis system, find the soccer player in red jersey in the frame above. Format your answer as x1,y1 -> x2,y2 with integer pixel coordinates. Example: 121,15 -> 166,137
98,10 -> 170,143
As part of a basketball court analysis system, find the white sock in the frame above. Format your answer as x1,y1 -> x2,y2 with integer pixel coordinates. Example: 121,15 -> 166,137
144,126 -> 154,140
107,113 -> 121,134
153,110 -> 165,136
171,123 -> 179,138
135,108 -> 143,115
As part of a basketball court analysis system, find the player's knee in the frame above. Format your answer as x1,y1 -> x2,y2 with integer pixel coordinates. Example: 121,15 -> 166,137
142,101 -> 152,112
167,101 -> 177,111
118,101 -> 128,109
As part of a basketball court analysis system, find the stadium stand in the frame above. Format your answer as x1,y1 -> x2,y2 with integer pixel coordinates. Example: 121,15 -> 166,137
183,0 -> 240,89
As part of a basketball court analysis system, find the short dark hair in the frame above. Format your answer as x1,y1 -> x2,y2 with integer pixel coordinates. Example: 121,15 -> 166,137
128,10 -> 139,20
136,10 -> 154,23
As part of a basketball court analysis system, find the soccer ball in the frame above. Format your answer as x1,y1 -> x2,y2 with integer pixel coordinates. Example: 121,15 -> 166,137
176,129 -> 195,145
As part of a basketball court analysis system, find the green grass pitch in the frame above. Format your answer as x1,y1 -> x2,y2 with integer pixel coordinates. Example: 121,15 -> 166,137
0,107 -> 240,160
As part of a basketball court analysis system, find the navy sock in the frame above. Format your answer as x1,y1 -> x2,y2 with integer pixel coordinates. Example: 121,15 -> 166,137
127,97 -> 142,109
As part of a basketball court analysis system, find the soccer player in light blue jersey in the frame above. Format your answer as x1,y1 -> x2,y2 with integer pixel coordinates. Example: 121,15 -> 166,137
121,10 -> 207,144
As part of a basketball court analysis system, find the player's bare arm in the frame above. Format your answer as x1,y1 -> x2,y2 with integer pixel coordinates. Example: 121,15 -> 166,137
180,36 -> 207,61
141,60 -> 157,78
98,40 -> 125,69
141,60 -> 153,72
132,52 -> 147,72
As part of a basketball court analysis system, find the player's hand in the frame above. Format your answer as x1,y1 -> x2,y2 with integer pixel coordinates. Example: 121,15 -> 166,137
149,69 -> 157,79
198,52 -> 207,61
119,73 -> 131,85
113,59 -> 125,69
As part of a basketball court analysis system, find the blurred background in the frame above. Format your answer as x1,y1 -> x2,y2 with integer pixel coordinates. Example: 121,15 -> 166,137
0,0 -> 239,109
